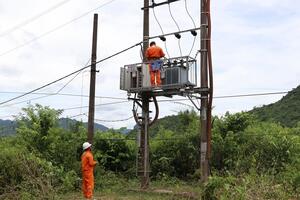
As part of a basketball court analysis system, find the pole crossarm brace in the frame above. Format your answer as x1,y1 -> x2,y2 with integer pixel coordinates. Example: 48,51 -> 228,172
142,0 -> 180,10
147,27 -> 201,41
187,95 -> 201,111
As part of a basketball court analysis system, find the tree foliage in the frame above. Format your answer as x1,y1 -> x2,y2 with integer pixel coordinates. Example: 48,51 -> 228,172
250,85 -> 300,127
0,104 -> 299,198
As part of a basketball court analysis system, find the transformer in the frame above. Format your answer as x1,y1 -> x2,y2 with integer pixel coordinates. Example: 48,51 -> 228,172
120,56 -> 197,93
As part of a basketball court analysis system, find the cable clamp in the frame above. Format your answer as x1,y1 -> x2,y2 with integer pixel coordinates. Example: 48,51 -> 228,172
174,33 -> 181,39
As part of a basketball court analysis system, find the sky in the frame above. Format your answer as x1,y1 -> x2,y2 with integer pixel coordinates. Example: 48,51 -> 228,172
0,0 -> 299,129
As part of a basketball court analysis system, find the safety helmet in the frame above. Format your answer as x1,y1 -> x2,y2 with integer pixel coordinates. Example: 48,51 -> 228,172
82,142 -> 92,150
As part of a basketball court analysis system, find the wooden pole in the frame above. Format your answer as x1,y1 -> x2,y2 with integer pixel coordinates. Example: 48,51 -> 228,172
87,14 -> 98,144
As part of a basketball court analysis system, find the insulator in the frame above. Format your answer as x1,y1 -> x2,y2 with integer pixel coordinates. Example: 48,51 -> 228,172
191,30 -> 197,36
173,60 -> 178,67
175,33 -> 181,39
159,36 -> 166,41
167,61 -> 171,67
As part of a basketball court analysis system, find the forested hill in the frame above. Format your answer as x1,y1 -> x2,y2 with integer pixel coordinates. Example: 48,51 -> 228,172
129,110 -> 199,138
0,118 -> 109,136
249,85 -> 300,127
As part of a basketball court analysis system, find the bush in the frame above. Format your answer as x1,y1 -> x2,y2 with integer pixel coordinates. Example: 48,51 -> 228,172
0,141 -> 57,199
93,132 -> 135,173
151,130 -> 199,179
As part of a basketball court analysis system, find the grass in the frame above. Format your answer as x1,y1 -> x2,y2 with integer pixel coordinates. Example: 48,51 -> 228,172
60,178 -> 202,200
58,174 -> 299,200
61,191 -> 194,200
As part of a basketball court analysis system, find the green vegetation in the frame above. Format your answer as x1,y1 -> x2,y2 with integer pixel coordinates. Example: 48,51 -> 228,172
250,85 -> 300,127
0,102 -> 299,199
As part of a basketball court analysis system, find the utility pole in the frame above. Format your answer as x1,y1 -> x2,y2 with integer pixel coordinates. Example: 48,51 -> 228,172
200,0 -> 210,182
140,0 -> 150,189
87,14 -> 98,144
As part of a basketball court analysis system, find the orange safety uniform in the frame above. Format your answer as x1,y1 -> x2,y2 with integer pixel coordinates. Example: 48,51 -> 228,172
145,45 -> 165,59
81,149 -> 97,199
145,45 -> 165,86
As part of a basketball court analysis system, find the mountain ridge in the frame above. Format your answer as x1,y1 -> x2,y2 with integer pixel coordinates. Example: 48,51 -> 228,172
249,85 -> 300,127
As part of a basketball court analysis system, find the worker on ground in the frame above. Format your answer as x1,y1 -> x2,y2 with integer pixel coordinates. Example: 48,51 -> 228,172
81,142 -> 97,199
145,41 -> 165,86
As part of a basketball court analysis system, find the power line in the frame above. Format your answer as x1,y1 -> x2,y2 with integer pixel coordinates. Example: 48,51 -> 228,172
0,59 -> 90,108
62,100 -> 129,111
0,101 -> 130,119
0,0 -> 117,57
168,3 -> 182,56
0,90 -> 290,101
0,27 -> 202,106
0,42 -> 141,106
94,116 -> 134,122
0,67 -> 88,106
111,133 -> 300,141
68,113 -> 87,119
158,91 -> 289,102
184,0 -> 196,28
151,0 -> 171,58
172,101 -> 194,109
0,0 -> 73,37
0,90 -> 290,109
94,42 -> 142,65
184,0 -> 197,57
213,91 -> 289,99
0,91 -> 127,100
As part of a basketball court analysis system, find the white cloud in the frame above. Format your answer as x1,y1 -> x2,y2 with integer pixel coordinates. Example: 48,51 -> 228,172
0,0 -> 299,128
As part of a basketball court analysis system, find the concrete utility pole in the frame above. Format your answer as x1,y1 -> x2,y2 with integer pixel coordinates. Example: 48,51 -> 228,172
139,0 -> 150,189
200,0 -> 210,182
87,14 -> 98,144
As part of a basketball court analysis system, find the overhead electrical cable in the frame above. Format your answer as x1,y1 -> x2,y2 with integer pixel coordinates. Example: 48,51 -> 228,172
213,91 -> 288,99
0,0 -> 117,57
68,113 -> 87,119
184,0 -> 197,57
0,58 -> 91,107
151,0 -> 170,58
0,41 -> 141,106
168,3 -> 182,56
0,90 -> 290,109
1,128 -> 299,139
184,0 -> 196,29
0,101 -> 130,119
94,116 -> 134,122
80,69 -> 88,116
63,100 -> 129,111
0,0 -> 73,37
0,91 -> 128,100
172,101 -> 194,109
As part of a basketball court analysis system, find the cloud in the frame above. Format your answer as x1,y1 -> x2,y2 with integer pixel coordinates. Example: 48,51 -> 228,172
0,0 -> 299,129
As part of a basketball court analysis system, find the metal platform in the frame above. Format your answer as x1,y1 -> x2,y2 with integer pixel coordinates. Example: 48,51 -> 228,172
120,56 -> 197,96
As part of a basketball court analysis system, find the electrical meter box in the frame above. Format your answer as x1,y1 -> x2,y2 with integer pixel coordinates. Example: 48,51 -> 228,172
120,56 -> 197,93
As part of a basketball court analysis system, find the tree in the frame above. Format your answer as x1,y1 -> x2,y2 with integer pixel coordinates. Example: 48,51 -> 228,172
16,104 -> 62,154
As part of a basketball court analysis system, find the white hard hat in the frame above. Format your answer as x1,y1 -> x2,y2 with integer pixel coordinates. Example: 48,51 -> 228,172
82,142 -> 92,150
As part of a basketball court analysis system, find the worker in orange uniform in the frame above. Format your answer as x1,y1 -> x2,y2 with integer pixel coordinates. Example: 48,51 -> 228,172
145,41 -> 165,86
81,142 -> 97,199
